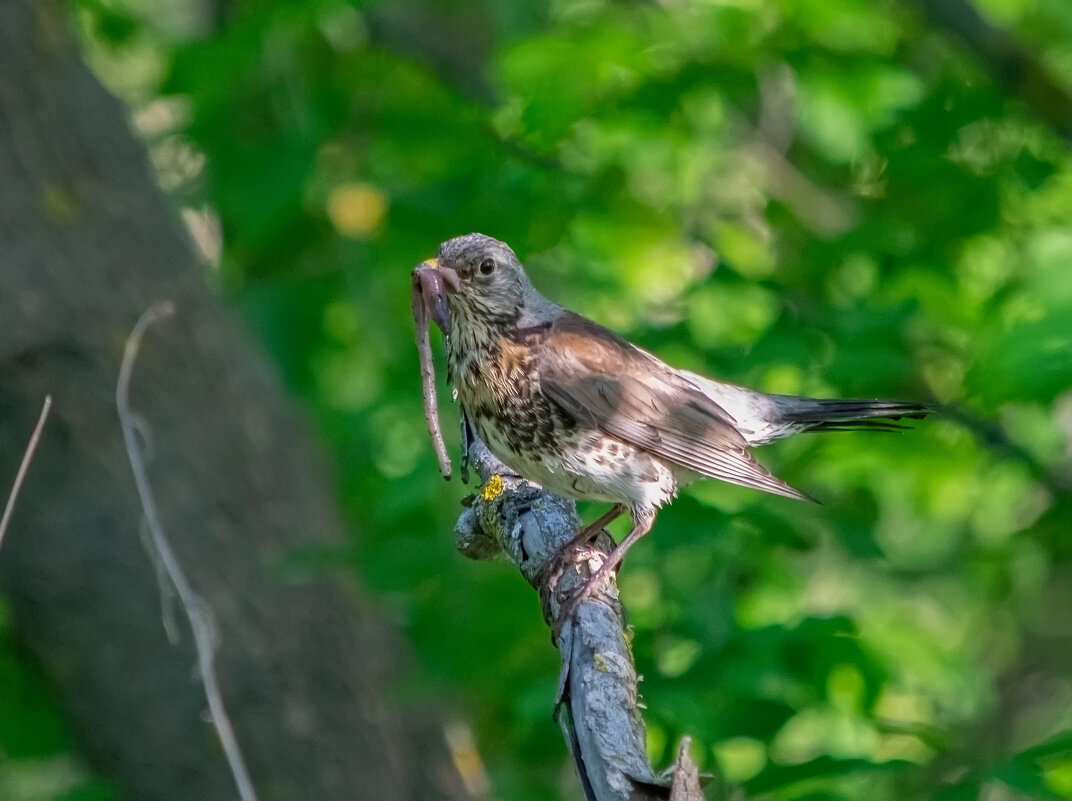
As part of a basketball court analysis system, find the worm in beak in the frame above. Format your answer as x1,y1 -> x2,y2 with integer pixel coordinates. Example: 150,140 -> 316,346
411,259 -> 453,479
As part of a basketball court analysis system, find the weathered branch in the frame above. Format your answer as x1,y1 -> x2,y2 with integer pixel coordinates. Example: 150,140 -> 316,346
454,439 -> 706,801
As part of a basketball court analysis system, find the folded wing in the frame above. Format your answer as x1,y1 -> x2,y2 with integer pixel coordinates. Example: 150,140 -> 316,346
538,312 -> 812,502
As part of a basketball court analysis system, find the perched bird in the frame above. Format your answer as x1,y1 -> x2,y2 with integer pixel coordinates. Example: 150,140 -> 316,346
417,233 -> 929,599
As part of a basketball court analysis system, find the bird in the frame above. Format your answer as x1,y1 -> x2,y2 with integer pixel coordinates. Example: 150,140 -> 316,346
417,232 -> 930,602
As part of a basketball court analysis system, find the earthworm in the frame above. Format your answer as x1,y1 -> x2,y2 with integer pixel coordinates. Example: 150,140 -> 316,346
412,264 -> 452,480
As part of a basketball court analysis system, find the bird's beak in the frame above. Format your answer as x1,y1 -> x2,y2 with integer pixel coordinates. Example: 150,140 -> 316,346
423,258 -> 461,292
413,258 -> 454,334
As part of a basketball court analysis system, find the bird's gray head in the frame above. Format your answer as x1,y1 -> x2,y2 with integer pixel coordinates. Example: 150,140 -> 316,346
433,233 -> 548,331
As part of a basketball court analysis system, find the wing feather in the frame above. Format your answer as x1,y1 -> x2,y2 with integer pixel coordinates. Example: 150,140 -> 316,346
539,313 -> 812,502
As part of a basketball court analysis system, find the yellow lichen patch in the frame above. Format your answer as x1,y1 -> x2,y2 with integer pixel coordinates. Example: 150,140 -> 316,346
481,474 -> 504,502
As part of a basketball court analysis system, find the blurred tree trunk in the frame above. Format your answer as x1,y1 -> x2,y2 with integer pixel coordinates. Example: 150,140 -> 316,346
0,2 -> 454,799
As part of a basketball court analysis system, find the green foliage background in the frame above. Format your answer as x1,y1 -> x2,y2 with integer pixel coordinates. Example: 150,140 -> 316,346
6,0 -> 1072,798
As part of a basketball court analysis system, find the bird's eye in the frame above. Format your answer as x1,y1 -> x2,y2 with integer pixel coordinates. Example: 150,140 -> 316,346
478,258 -> 496,277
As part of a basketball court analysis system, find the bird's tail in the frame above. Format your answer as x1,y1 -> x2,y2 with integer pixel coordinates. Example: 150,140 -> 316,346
677,371 -> 932,445
772,396 -> 932,434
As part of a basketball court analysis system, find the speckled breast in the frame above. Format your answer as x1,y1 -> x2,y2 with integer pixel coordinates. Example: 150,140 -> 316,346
447,328 -> 575,462
446,327 -> 678,507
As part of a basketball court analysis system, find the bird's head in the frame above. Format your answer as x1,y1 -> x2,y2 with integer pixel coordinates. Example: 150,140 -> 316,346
420,233 -> 550,336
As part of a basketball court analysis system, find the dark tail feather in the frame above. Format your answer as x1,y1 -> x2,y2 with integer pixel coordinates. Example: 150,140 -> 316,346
777,398 -> 933,434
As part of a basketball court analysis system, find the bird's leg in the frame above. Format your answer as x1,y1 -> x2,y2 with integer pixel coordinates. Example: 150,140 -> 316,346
569,502 -> 628,548
552,507 -> 655,635
577,507 -> 654,599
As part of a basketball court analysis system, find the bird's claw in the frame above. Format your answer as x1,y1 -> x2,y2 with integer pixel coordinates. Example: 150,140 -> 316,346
546,544 -> 620,643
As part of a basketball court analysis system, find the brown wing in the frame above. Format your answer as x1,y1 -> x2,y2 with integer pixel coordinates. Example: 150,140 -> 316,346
538,312 -> 812,502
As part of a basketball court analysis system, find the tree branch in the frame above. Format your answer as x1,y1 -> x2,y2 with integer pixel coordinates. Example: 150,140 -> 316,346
454,439 -> 706,801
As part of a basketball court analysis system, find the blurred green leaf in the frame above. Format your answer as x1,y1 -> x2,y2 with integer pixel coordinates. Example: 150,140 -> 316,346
744,754 -> 912,794
0,619 -> 71,759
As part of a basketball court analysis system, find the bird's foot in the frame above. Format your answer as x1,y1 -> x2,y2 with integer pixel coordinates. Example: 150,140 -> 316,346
547,546 -> 619,642
548,512 -> 655,642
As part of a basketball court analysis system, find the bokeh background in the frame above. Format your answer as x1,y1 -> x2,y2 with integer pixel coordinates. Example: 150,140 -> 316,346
3,0 -> 1072,799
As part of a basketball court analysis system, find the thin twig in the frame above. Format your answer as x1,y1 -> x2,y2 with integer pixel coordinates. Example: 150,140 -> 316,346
116,302 -> 259,801
0,395 -> 52,551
